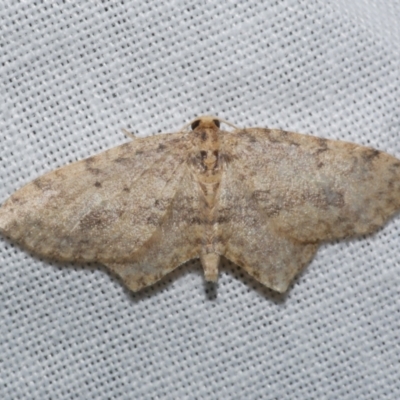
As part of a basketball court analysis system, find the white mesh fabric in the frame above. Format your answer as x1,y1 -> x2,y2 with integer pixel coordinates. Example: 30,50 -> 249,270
1,1 -> 399,399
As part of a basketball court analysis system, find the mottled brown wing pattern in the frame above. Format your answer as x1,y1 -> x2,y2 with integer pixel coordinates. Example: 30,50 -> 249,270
214,159 -> 318,293
216,128 -> 400,292
0,132 -> 190,263
1,116 -> 400,294
230,128 -> 400,241
106,166 -> 205,291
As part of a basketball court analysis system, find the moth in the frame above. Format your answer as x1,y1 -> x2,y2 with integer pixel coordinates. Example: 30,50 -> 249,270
0,116 -> 399,293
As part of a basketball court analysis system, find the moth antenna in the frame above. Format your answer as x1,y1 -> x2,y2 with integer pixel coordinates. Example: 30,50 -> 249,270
217,117 -> 239,130
121,128 -> 136,140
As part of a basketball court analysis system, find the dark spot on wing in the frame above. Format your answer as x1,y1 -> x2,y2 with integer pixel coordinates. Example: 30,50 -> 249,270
189,216 -> 203,225
146,214 -> 161,226
33,177 -> 53,191
157,143 -> 167,152
316,138 -> 328,149
120,142 -> 132,151
115,157 -> 131,164
247,134 -> 257,143
265,130 -> 282,144
281,130 -> 289,137
219,152 -> 234,164
54,170 -> 66,179
362,148 -> 381,163
216,215 -> 230,224
252,190 -> 270,201
80,209 -> 120,230
94,181 -> 102,188
303,187 -> 345,209
33,178 -> 44,189
84,159 -> 102,175
315,147 -> 328,155
154,199 -> 169,210
238,130 -> 257,143
85,157 -> 95,164
252,190 -> 283,217
88,168 -> 102,175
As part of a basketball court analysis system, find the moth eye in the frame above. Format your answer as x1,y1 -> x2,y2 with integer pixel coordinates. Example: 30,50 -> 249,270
191,120 -> 201,130
213,119 -> 220,128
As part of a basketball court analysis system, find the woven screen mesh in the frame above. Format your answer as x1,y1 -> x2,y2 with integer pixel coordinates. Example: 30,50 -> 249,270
1,1 -> 399,399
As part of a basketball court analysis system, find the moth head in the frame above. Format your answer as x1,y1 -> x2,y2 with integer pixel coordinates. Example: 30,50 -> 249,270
190,116 -> 221,131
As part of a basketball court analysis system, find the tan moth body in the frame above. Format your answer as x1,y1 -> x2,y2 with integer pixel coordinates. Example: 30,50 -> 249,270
1,116 -> 400,293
